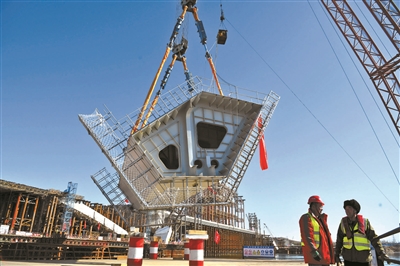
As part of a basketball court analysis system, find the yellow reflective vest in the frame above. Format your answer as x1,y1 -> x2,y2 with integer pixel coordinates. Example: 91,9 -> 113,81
301,213 -> 320,248
341,218 -> 370,251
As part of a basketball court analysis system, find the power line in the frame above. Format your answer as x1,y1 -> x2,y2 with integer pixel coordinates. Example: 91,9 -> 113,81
223,3 -> 399,213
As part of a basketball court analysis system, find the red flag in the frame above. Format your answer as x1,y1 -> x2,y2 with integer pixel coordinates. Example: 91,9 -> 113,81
83,220 -> 87,229
214,230 -> 220,244
97,222 -> 101,231
258,117 -> 268,170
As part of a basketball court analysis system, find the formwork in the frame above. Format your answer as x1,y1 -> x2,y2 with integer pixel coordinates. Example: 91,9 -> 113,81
0,235 -> 128,260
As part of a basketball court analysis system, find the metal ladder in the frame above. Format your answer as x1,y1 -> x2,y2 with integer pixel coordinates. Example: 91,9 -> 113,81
222,91 -> 280,200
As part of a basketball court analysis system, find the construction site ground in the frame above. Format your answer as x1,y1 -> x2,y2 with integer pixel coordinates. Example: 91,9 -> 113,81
0,258 -> 304,266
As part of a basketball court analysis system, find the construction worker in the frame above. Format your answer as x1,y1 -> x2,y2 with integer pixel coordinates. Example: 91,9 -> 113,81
299,195 -> 335,266
335,199 -> 390,266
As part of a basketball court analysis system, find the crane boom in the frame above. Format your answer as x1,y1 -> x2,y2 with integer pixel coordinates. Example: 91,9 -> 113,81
321,0 -> 400,135
363,0 -> 400,52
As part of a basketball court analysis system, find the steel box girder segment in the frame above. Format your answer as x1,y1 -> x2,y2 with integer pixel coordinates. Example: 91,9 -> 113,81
122,147 -> 233,210
132,77 -> 205,137
123,92 -> 248,209
137,91 -> 279,205
80,84 -> 277,209
80,95 -> 211,210
83,123 -> 227,210
321,0 -> 400,135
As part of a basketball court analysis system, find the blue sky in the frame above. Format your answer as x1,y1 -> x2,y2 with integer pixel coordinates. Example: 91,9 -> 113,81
2,1 -> 399,242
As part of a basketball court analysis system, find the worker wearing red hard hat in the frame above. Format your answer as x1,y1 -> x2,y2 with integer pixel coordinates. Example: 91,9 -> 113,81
335,199 -> 389,266
299,195 -> 335,266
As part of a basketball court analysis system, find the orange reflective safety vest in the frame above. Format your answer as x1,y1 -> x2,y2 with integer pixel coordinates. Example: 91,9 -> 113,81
299,211 -> 335,265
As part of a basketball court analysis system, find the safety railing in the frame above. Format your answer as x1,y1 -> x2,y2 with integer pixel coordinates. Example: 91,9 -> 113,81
372,226 -> 400,265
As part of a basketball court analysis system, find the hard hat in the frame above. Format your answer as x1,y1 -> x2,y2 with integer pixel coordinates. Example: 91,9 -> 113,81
308,195 -> 324,205
343,199 -> 361,214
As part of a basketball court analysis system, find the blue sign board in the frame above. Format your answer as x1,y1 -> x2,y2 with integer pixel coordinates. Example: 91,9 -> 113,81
243,246 -> 275,258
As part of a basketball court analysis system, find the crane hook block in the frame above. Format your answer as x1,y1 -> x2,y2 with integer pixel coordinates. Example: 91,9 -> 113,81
217,29 -> 227,45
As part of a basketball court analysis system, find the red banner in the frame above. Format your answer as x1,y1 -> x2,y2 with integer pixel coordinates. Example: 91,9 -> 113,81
215,230 -> 220,244
258,117 -> 268,170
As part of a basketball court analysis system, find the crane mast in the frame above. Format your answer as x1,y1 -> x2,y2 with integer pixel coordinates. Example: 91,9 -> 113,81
321,0 -> 400,135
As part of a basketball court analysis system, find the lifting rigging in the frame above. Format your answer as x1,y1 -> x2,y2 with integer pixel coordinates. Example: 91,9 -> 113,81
217,3 -> 228,45
132,0 -> 224,133
321,0 -> 400,135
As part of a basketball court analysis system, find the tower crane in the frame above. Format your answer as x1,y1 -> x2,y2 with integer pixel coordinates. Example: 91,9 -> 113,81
321,0 -> 400,135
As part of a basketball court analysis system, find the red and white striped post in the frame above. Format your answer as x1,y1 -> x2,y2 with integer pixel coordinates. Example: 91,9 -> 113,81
127,236 -> 144,266
149,236 -> 159,259
186,230 -> 209,266
184,241 -> 190,260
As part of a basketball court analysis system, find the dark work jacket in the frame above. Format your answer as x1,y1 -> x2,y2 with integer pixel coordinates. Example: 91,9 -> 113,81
335,215 -> 385,264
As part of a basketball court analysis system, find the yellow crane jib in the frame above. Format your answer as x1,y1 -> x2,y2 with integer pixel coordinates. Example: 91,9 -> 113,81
206,52 -> 223,96
131,46 -> 171,134
141,55 -> 178,129
141,93 -> 160,130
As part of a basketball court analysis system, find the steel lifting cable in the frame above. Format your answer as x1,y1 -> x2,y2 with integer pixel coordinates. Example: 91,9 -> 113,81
218,1 -> 227,32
